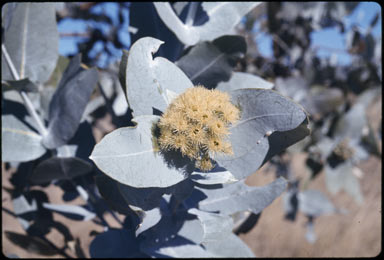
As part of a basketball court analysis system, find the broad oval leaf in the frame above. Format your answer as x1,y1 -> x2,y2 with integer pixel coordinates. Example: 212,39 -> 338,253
30,157 -> 93,184
325,161 -> 364,204
188,209 -> 234,242
298,190 -> 338,217
2,3 -> 59,84
215,89 -> 310,180
216,72 -> 274,92
2,114 -> 46,162
202,232 -> 255,257
124,37 -> 193,117
176,35 -> 247,89
193,177 -> 287,215
153,2 -> 261,45
42,54 -> 98,149
90,115 -> 190,188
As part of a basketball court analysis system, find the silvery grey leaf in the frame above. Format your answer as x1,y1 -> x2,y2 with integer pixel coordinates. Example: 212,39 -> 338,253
139,211 -> 205,257
215,89 -> 309,180
333,103 -> 367,142
135,207 -> 162,236
188,208 -> 234,242
196,177 -> 287,215
2,3 -> 59,84
152,241 -> 213,258
42,54 -> 98,149
90,115 -> 190,188
202,232 -> 255,257
2,114 -> 46,162
176,35 -> 247,89
298,189 -> 337,217
216,72 -> 274,92
30,157 -> 93,184
325,161 -> 364,204
124,37 -> 193,117
153,2 -> 261,45
190,169 -> 237,185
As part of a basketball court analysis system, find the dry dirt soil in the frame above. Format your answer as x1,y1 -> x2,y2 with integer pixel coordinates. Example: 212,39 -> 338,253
2,97 -> 382,258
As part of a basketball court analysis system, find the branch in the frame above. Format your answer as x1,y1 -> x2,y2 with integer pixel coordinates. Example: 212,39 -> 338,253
2,44 -> 48,137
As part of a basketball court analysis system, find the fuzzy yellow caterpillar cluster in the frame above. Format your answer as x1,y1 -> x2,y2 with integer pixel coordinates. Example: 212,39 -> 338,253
158,85 -> 240,171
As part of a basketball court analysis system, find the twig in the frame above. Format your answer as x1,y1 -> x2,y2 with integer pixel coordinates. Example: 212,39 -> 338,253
185,2 -> 198,26
2,44 -> 48,137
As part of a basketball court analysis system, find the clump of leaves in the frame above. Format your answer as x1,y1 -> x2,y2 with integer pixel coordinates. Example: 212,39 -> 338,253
158,86 -> 239,171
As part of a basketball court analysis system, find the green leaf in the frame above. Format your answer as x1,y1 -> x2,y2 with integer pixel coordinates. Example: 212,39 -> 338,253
215,89 -> 310,179
90,115 -> 191,188
124,37 -> 193,117
2,3 -> 59,84
2,114 -> 46,162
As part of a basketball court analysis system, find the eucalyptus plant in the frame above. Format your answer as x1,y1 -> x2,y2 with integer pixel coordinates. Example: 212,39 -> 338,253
89,36 -> 310,257
4,2 -> 379,258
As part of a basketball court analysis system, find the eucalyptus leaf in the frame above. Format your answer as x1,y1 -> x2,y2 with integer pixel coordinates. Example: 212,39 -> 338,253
153,2 -> 261,45
124,37 -> 193,117
325,161 -> 364,204
146,239 -> 213,258
187,209 -> 234,242
298,190 -> 338,217
216,72 -> 274,92
215,89 -> 309,179
202,232 -> 255,257
139,211 -> 205,256
42,54 -> 98,149
176,35 -> 246,89
129,2 -> 185,61
190,168 -> 237,185
29,157 -> 93,184
333,103 -> 367,141
2,3 -> 59,84
2,114 -> 46,162
135,207 -> 162,236
90,115 -> 190,188
194,177 -> 287,215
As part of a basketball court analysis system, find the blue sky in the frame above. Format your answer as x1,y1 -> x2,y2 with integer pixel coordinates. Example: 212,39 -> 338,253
57,2 -> 381,67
